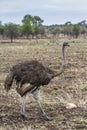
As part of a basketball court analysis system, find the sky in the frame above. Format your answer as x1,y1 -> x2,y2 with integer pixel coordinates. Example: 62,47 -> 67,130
0,0 -> 87,25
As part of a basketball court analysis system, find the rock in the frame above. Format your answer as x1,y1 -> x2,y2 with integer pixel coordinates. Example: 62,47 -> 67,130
66,103 -> 77,109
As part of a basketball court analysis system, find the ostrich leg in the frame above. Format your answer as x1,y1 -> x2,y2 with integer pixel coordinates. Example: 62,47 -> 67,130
21,95 -> 33,120
33,90 -> 53,121
21,95 -> 26,116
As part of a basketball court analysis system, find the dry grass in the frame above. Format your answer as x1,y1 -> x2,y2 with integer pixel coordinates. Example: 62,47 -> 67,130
0,37 -> 87,130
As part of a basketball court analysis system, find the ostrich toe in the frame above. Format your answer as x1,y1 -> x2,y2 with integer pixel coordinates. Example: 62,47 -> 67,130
21,114 -> 33,120
43,115 -> 53,121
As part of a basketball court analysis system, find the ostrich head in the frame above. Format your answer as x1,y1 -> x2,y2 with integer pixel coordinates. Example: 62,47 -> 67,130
62,42 -> 69,65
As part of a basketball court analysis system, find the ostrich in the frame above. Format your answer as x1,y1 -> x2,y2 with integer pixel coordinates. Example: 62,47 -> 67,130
4,42 -> 69,121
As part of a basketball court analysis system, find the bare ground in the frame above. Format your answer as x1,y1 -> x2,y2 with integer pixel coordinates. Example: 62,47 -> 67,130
0,37 -> 87,130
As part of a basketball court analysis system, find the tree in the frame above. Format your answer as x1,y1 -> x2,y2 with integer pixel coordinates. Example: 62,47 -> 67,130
33,16 -> 43,26
0,21 -> 5,36
72,24 -> 80,38
4,23 -> 19,42
0,21 -> 2,26
78,20 -> 86,26
50,27 -> 60,36
0,26 -> 5,36
21,14 -> 33,38
33,16 -> 44,36
80,27 -> 87,35
38,26 -> 45,36
62,21 -> 73,36
21,14 -> 44,38
65,21 -> 72,26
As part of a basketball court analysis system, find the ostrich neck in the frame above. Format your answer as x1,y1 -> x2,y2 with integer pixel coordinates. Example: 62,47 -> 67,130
52,45 -> 67,78
62,46 -> 66,65
48,45 -> 67,79
48,65 -> 65,79
52,66 -> 65,78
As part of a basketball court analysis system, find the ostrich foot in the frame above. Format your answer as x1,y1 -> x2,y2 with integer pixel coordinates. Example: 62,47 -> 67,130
21,114 -> 33,120
42,114 -> 53,121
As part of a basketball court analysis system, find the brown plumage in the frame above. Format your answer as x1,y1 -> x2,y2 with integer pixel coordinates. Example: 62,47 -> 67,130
4,42 -> 69,121
4,60 -> 65,96
5,60 -> 55,94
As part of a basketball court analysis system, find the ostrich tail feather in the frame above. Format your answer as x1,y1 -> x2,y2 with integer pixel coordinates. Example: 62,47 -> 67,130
4,71 -> 14,91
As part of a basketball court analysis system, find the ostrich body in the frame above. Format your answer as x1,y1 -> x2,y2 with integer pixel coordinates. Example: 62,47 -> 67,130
4,42 -> 69,121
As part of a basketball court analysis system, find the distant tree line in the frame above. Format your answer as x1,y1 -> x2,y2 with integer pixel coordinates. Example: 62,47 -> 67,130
0,15 -> 87,42
48,20 -> 87,38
